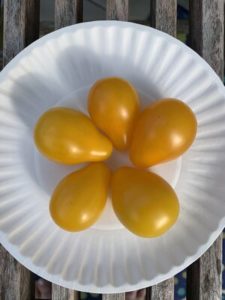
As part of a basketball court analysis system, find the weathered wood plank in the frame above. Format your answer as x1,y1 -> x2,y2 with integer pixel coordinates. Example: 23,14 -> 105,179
102,294 -> 125,300
3,0 -> 40,66
0,245 -> 34,300
104,4 -> 128,300
53,2 -> 82,299
106,0 -> 129,21
53,1 -> 83,297
55,0 -> 83,30
147,2 -> 177,297
150,0 -> 177,37
187,1 -> 224,300
146,278 -> 174,300
3,0 -> 26,65
105,4 -> 128,300
52,284 -> 79,300
53,0 -> 83,291
187,237 -> 222,300
189,0 -> 224,78
1,0 -> 40,298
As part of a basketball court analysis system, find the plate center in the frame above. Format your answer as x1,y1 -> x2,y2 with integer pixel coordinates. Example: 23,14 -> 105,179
34,86 -> 182,230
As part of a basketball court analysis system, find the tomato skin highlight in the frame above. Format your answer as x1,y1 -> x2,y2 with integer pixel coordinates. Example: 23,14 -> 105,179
88,77 -> 140,151
112,167 -> 180,238
34,107 -> 113,164
129,98 -> 197,167
50,163 -> 111,232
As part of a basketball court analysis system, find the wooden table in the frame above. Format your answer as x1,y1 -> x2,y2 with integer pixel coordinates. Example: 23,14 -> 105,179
0,1 -> 224,299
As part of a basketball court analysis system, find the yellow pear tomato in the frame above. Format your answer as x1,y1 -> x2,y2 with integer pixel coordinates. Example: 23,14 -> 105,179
112,167 -> 179,238
88,77 -> 140,151
50,163 -> 111,232
129,98 -> 197,167
34,107 -> 113,164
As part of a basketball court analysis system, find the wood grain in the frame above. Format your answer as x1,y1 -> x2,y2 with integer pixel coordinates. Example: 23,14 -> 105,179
1,1 -> 40,297
106,0 -> 129,21
147,2 -> 177,297
54,1 -> 83,298
105,4 -> 128,300
3,0 -> 40,66
189,0 -> 224,78
150,0 -> 177,37
0,245 -> 34,300
146,278 -> 174,300
102,294 -> 125,300
52,284 -> 79,300
55,0 -> 83,30
187,237 -> 222,300
3,0 -> 26,65
187,1 -> 224,299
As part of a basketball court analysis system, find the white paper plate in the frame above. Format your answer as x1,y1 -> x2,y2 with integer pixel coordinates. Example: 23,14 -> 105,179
0,21 -> 225,293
